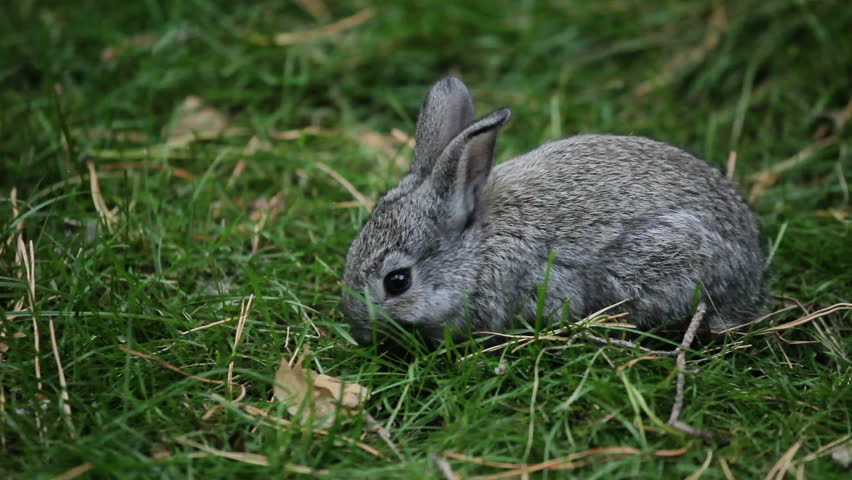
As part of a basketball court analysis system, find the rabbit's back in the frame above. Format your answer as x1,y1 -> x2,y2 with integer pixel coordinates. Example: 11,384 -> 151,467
479,134 -> 765,328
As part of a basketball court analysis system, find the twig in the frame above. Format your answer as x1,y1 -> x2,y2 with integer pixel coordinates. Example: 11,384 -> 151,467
23,228 -> 74,439
667,302 -> 711,439
235,404 -> 387,460
261,8 -> 375,46
48,462 -> 93,480
459,299 -> 635,361
633,5 -> 728,97
119,346 -> 246,399
720,456 -> 736,480
48,303 -> 74,437
759,302 -> 851,333
18,237 -> 43,437
524,348 -> 548,462
726,151 -> 737,179
101,161 -> 195,179
1,187 -> 22,254
719,303 -> 799,333
748,134 -> 839,203
180,317 -> 235,334
445,443 -> 688,477
270,126 -> 330,140
86,161 -> 119,232
315,161 -> 374,211
450,447 -> 641,479
765,438 -> 803,480
366,413 -> 403,461
227,294 -> 253,396
431,452 -> 457,480
685,448 -> 713,480
581,332 -> 679,357
617,355 -> 668,372
800,434 -> 850,463
294,0 -> 329,21
174,436 -> 326,474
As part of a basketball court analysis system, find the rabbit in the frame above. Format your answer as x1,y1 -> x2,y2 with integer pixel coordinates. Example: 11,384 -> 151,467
341,77 -> 766,346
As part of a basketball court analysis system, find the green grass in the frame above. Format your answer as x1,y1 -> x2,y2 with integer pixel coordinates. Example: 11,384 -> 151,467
1,0 -> 850,478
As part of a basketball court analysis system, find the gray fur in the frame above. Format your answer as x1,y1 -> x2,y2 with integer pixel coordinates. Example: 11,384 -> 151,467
342,77 -> 766,345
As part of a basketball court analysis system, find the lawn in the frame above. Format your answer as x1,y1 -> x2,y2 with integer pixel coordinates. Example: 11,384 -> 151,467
1,0 -> 850,478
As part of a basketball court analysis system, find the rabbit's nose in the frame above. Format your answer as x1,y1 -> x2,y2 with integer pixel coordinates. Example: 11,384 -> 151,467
350,324 -> 374,345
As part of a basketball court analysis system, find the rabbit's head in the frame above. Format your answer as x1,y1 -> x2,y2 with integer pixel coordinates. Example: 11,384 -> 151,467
342,77 -> 510,345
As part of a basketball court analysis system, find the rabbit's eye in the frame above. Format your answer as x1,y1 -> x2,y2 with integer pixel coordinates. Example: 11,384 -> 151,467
383,268 -> 411,296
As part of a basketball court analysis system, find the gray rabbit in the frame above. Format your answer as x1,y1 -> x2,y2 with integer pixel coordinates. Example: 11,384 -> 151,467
342,77 -> 766,345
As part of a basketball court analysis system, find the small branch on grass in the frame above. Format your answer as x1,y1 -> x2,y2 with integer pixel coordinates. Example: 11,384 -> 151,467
524,348 -> 548,462
759,303 -> 852,333
431,452 -> 458,480
748,136 -> 838,203
101,161 -> 196,180
581,332 -> 679,358
719,456 -> 736,480
667,302 -> 712,440
1,188 -> 22,255
459,299 -> 635,361
365,413 -> 403,461
18,237 -> 44,436
765,438 -> 803,480
748,96 -> 851,204
315,162 -> 374,211
718,303 -> 799,333
126,346 -> 394,462
180,316 -> 235,335
252,8 -> 375,46
48,304 -> 75,437
22,236 -> 75,438
633,5 -> 728,97
174,436 -> 327,474
227,294 -> 254,396
685,448 -> 713,480
87,161 -> 118,233
239,404 -> 389,461
48,462 -> 93,480
119,346 -> 247,399
295,0 -> 330,21
800,434 -> 850,463
726,151 -> 737,179
445,446 -> 684,479
19,238 -> 41,391
466,299 -> 713,439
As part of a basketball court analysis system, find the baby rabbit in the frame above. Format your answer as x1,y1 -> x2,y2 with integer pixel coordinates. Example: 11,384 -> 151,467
342,77 -> 765,345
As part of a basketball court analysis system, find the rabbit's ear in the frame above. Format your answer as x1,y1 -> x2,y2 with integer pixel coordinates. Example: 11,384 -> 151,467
432,108 -> 511,232
411,77 -> 475,177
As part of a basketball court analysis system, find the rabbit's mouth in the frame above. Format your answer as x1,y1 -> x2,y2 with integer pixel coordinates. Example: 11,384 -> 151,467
349,317 -> 444,351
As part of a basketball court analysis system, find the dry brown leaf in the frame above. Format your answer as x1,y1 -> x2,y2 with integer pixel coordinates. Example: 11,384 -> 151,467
166,96 -> 231,147
273,356 -> 369,429
358,128 -> 414,170
249,193 -> 286,222
831,445 -> 851,468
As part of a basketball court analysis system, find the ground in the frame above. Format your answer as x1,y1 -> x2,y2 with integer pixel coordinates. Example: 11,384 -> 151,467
1,1 -> 850,478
